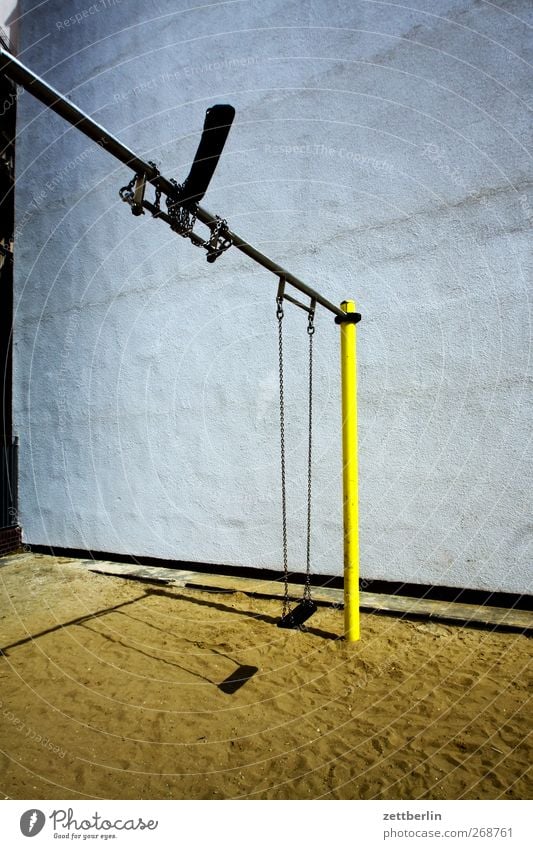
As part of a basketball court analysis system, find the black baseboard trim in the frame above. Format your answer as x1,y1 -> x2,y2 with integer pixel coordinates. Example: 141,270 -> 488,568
27,544 -> 532,612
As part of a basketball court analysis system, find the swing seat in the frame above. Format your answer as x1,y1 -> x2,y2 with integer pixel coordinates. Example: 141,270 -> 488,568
277,598 -> 318,629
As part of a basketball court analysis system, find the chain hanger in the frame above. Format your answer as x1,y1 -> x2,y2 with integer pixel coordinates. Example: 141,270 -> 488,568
276,277 -> 318,629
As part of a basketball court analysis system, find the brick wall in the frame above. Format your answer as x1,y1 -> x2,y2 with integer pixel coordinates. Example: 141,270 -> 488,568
0,526 -> 21,556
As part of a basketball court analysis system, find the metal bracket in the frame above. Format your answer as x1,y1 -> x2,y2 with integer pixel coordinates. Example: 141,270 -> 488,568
277,276 -> 316,315
131,173 -> 146,216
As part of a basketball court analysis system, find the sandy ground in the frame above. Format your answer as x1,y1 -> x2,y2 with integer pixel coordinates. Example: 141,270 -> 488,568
0,554 -> 530,800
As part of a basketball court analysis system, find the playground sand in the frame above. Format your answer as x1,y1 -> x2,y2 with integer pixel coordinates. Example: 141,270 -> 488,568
0,554 -> 530,800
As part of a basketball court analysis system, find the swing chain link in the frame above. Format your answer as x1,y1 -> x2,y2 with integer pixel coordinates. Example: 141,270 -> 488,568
120,162 -> 160,212
304,306 -> 315,601
277,295 -> 291,618
118,173 -> 137,204
119,173 -> 233,263
154,185 -> 162,214
166,179 -> 198,236
205,216 -> 233,263
277,293 -> 316,615
165,182 -> 233,262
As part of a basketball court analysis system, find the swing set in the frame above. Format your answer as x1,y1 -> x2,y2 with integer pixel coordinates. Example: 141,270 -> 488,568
1,48 -> 361,641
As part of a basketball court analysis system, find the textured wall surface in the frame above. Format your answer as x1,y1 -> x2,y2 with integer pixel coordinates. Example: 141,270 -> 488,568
12,0 -> 532,592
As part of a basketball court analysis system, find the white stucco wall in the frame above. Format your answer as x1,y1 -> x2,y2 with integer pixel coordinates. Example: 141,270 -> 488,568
12,0 -> 532,593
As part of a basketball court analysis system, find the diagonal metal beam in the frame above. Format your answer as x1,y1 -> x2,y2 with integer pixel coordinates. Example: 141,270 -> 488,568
1,47 -> 345,319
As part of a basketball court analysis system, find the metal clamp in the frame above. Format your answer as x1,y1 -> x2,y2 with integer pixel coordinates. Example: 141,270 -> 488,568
334,312 -> 362,325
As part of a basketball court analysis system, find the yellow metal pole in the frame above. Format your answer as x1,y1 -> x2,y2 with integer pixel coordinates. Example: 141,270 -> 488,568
340,300 -> 360,641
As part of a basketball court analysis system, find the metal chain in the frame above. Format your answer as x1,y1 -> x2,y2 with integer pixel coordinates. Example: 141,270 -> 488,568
205,216 -> 233,263
165,179 -> 197,236
119,173 -> 232,262
304,307 -> 315,602
169,203 -> 197,237
277,296 -> 291,618
118,173 -> 137,203
277,295 -> 316,615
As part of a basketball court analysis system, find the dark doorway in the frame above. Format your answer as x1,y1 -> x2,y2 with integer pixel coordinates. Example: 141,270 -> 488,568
0,28 -> 19,552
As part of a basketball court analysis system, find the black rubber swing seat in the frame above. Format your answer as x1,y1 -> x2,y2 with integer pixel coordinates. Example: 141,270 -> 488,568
277,598 -> 318,629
